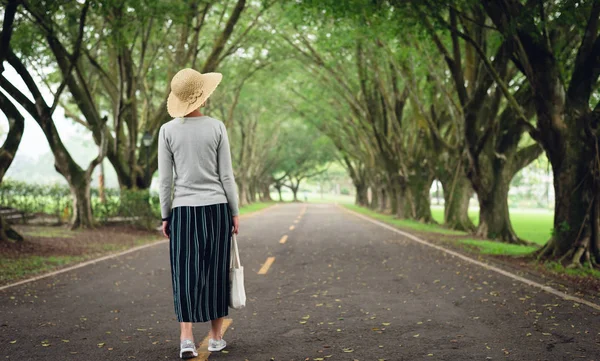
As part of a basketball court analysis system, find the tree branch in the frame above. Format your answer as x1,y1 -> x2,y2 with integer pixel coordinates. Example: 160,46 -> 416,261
0,0 -> 19,72
201,0 -> 246,73
0,90 -> 25,183
567,1 -> 600,110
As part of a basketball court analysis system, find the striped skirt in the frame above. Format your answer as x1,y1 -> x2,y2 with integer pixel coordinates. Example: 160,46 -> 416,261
168,203 -> 232,322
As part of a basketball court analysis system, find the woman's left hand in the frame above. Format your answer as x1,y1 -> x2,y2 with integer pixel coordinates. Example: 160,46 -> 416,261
162,221 -> 170,238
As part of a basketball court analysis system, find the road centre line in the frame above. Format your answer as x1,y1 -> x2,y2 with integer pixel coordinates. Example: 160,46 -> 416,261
196,318 -> 233,359
289,225 -> 295,231
340,206 -> 600,312
258,257 -> 276,275
279,235 -> 288,244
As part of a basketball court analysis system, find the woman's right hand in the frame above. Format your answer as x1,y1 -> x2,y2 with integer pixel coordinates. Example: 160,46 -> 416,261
232,215 -> 239,234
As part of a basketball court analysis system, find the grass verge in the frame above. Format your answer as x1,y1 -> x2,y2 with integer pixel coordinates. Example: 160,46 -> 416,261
239,202 -> 275,215
1,202 -> 273,286
431,206 -> 553,245
347,204 -> 540,257
0,255 -> 88,284
348,205 -> 600,283
458,239 -> 540,256
544,261 -> 600,279
344,204 -> 467,236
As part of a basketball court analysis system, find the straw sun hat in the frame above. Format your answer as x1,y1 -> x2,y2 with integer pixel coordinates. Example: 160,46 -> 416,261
167,68 -> 223,118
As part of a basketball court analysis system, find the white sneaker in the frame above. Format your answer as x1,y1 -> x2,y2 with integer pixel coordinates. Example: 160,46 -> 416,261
180,339 -> 198,359
208,338 -> 227,352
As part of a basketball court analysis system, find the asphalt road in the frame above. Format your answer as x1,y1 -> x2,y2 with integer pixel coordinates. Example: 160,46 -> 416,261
1,203 -> 599,361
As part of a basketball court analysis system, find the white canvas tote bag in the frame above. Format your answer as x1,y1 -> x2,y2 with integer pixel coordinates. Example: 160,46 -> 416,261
229,234 -> 246,309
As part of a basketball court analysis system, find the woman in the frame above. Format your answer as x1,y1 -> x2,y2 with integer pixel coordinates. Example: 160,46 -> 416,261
158,68 -> 240,359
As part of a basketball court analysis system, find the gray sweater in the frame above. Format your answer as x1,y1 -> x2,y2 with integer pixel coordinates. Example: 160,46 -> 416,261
158,116 -> 239,219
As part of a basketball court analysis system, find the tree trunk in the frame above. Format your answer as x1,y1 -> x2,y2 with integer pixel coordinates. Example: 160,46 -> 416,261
536,134 -> 600,266
378,187 -> 387,212
260,183 -> 272,202
0,89 -> 25,242
475,177 -> 519,243
69,174 -> 94,229
471,144 -> 541,244
395,185 -> 407,219
404,175 -> 435,223
355,182 -> 368,207
0,215 -> 23,242
369,185 -> 379,210
249,182 -> 257,203
292,186 -> 299,202
440,173 -> 475,232
238,180 -> 249,207
275,184 -> 283,202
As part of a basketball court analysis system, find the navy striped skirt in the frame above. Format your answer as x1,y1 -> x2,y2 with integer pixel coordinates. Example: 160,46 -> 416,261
168,203 -> 232,322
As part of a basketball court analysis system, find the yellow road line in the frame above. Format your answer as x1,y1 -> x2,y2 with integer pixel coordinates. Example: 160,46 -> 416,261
294,220 -> 299,224
258,257 -> 276,275
289,225 -> 295,230
196,318 -> 233,359
279,235 -> 288,244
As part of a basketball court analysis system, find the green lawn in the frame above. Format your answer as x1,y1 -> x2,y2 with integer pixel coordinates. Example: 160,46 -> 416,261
431,206 -> 553,245
458,239 -> 540,256
344,204 -> 467,235
346,204 -> 554,259
239,202 -> 275,215
0,255 -> 88,284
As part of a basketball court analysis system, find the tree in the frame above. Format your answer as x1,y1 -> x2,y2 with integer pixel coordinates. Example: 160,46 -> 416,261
482,0 -> 600,266
412,4 -> 542,242
17,0 -> 271,193
1,1 -> 108,228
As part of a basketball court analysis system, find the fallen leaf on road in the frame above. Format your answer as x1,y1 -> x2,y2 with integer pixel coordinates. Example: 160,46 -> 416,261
342,348 -> 354,352
413,334 -> 420,338
9,340 -> 16,344
61,339 -> 69,343
98,342 -> 105,348
382,322 -> 390,326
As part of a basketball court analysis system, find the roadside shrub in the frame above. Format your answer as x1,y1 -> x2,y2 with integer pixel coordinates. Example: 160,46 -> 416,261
0,179 -> 160,227
0,180 -> 71,221
118,189 -> 158,229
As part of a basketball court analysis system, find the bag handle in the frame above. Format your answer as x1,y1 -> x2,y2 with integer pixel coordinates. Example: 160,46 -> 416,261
230,234 -> 242,269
